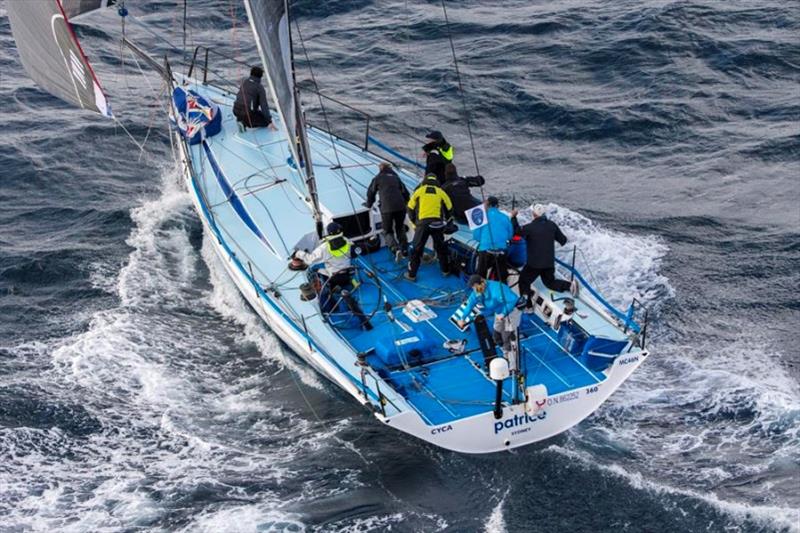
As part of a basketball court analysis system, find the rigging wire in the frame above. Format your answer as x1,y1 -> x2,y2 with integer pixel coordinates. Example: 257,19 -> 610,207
438,1 -> 526,403
292,19 -> 384,277
440,0 -> 480,177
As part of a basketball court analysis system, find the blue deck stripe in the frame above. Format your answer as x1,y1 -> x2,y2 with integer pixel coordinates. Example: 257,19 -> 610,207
202,140 -> 275,254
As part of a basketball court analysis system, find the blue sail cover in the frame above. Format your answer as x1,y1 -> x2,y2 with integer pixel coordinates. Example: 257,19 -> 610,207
6,0 -> 113,117
172,87 -> 222,145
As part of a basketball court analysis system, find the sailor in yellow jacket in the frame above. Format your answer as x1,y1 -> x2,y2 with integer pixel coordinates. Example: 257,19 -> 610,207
405,174 -> 453,281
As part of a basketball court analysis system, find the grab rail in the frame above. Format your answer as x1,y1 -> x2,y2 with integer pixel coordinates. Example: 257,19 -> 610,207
186,45 -> 429,162
554,257 -> 643,334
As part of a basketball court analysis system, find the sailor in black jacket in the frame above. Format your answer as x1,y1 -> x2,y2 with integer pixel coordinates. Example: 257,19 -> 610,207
421,130 -> 454,183
441,164 -> 484,224
233,66 -> 275,129
512,204 -> 578,305
365,162 -> 411,257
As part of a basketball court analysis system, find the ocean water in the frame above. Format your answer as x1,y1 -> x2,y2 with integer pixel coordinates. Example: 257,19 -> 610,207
0,0 -> 798,531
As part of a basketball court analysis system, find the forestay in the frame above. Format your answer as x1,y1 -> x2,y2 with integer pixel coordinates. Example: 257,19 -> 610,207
6,0 -> 112,117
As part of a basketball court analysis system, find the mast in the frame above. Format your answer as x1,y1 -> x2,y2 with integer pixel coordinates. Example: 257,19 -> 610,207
243,0 -> 324,238
285,0 -> 323,238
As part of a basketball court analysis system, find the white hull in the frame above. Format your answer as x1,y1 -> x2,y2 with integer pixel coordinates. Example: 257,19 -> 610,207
174,128 -> 650,453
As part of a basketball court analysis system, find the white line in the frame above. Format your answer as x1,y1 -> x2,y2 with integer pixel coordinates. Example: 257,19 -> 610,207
526,318 -> 603,384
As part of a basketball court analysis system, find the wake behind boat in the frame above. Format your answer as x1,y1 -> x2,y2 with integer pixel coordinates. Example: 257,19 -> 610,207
6,0 -> 651,453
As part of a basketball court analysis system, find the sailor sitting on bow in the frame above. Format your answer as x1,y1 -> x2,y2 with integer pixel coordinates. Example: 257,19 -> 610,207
292,222 -> 373,331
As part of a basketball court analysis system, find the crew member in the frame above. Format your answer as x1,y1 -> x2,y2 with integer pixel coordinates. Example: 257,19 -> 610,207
421,130 -> 454,183
456,274 -> 524,368
512,204 -> 578,307
405,174 -> 453,281
441,163 -> 484,224
294,222 -> 372,330
233,66 -> 276,129
365,162 -> 410,260
473,196 -> 514,283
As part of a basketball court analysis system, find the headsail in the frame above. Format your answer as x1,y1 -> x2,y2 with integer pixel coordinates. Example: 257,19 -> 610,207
6,0 -> 112,117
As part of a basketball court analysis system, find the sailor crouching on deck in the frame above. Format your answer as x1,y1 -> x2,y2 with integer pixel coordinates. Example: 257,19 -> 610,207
457,274 -> 525,371
233,66 -> 277,130
293,222 -> 373,331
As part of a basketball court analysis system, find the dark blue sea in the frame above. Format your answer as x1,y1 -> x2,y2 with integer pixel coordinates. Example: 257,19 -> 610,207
1,1 -> 798,531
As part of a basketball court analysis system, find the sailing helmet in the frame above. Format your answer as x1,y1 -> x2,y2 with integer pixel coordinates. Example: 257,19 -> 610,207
326,222 -> 343,236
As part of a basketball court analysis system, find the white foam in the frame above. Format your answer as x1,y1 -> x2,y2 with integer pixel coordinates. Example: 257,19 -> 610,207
183,506 -> 306,533
201,233 -> 324,389
116,163 -> 196,307
540,203 -> 800,522
546,203 -> 674,309
547,445 -> 800,532
1,165 -> 355,531
323,511 -> 449,532
483,490 -> 509,533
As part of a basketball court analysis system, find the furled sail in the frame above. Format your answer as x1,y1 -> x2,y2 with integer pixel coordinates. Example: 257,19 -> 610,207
6,0 -> 112,117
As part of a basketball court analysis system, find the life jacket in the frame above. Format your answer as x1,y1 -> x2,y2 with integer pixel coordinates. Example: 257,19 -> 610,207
327,234 -> 350,257
432,143 -> 454,162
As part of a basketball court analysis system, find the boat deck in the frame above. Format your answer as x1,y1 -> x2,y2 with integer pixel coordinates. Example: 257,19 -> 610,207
334,248 -> 605,425
182,80 -> 622,426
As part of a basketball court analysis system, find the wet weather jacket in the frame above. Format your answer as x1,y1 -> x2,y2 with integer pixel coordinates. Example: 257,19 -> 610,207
473,207 -> 514,252
423,140 -> 454,183
442,174 -> 483,223
365,168 -> 410,213
513,216 -> 568,269
463,279 -> 520,320
233,76 -> 271,123
407,179 -> 453,223
295,235 -> 352,276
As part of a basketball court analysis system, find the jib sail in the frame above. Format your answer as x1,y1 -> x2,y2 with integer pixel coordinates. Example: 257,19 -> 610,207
6,0 -> 113,117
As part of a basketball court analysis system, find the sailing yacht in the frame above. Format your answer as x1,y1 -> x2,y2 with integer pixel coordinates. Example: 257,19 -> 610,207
6,0 -> 651,453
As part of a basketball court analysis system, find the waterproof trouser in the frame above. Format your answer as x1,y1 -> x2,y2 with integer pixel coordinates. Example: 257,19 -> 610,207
476,250 -> 509,283
408,220 -> 450,277
518,265 -> 571,304
492,308 -> 522,371
326,271 -> 371,329
381,210 -> 408,255
234,108 -> 272,128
